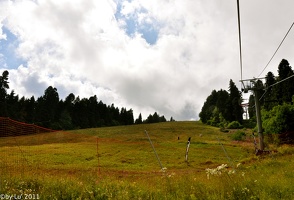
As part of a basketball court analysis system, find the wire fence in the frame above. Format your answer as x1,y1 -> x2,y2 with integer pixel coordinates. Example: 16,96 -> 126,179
0,117 -> 99,190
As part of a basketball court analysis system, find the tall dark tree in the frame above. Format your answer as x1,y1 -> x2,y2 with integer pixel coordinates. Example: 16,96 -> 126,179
228,79 -> 243,123
199,90 -> 218,123
276,59 -> 294,103
145,114 -> 154,123
152,112 -> 160,123
57,93 -> 75,130
120,108 -> 134,125
109,104 -> 120,126
6,90 -> 19,120
0,70 -> 9,116
88,95 -> 99,127
35,86 -> 59,127
25,96 -> 36,123
199,80 -> 243,125
216,89 -> 230,121
264,71 -> 276,110
199,89 -> 230,125
72,97 -> 90,128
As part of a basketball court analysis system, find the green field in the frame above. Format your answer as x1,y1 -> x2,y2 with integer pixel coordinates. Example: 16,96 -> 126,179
0,121 -> 293,199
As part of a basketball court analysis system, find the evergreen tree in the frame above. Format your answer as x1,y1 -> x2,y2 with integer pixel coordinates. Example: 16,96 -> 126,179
145,114 -> 154,123
109,104 -> 120,126
135,113 -> 143,124
119,108 -> 134,125
200,80 -> 243,125
228,79 -> 243,123
276,59 -> 294,103
57,93 -> 75,129
24,96 -> 36,123
199,90 -> 218,123
216,89 -> 230,121
264,71 -> 277,110
6,90 -> 19,120
35,86 -> 60,128
159,115 -> 167,122
0,70 -> 9,116
73,97 -> 90,128
152,112 -> 160,123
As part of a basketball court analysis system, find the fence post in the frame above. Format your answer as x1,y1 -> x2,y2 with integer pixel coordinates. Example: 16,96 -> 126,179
185,137 -> 191,162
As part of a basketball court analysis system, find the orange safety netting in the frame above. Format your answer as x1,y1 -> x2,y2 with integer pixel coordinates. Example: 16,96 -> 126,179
0,117 -> 56,137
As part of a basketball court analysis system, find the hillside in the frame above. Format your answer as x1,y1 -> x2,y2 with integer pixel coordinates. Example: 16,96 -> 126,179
0,121 -> 293,199
74,121 -> 252,172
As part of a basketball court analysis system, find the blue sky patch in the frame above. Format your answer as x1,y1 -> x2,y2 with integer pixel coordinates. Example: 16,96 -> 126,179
115,2 -> 159,45
0,26 -> 27,69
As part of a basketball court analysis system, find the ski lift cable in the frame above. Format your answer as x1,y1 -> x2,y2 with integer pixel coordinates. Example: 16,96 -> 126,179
259,74 -> 294,101
257,22 -> 294,78
236,0 -> 243,82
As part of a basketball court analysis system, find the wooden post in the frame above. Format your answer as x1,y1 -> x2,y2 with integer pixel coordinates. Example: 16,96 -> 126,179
185,137 -> 191,162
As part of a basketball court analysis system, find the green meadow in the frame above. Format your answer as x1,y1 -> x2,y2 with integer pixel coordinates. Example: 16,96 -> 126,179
0,121 -> 293,199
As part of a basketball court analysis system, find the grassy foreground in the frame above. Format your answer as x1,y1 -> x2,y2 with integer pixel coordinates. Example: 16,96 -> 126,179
0,121 -> 293,199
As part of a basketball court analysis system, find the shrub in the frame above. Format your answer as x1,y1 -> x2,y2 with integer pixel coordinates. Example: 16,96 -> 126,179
207,119 -> 218,127
231,130 -> 246,141
227,121 -> 243,129
262,104 -> 294,134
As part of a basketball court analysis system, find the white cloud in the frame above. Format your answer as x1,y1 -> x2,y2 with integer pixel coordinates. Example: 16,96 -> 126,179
0,0 -> 9,40
1,0 -> 294,120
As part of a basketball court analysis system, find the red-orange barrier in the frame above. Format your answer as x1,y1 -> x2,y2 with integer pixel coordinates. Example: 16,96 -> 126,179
0,117 -> 56,137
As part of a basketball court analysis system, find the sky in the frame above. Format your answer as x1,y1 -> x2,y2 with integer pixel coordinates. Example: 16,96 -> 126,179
0,0 -> 294,121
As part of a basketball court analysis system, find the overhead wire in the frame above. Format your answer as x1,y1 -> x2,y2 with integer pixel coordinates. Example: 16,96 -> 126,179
259,74 -> 294,101
236,0 -> 243,82
257,22 -> 294,78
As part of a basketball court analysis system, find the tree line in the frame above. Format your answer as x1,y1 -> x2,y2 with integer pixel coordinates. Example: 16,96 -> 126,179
0,71 -> 170,130
199,79 -> 243,128
199,59 -> 294,143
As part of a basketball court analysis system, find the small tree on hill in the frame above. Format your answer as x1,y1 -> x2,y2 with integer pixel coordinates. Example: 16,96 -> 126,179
135,113 -> 143,124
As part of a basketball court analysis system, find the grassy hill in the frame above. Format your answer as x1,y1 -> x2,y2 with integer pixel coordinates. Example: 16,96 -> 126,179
0,121 -> 293,199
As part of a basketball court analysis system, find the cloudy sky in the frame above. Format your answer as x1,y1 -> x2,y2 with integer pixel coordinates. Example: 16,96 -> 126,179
0,0 -> 294,120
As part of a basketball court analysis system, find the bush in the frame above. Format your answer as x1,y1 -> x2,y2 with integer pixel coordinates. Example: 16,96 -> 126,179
207,119 -> 218,127
227,121 -> 243,129
262,104 -> 294,134
231,130 -> 246,141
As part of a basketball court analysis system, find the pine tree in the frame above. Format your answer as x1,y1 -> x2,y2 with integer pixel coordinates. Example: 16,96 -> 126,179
135,113 -> 143,124
0,70 -> 9,116
276,59 -> 294,103
264,71 -> 276,110
228,79 -> 243,123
